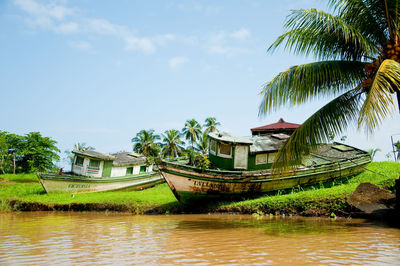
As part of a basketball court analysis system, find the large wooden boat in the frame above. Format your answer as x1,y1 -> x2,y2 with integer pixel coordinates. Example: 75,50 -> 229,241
38,150 -> 163,193
159,131 -> 371,203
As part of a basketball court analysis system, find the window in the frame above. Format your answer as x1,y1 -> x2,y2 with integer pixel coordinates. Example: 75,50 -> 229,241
268,153 -> 276,164
126,167 -> 133,175
209,139 -> 217,155
140,166 -> 146,173
88,159 -> 100,170
255,154 -> 267,165
75,156 -> 84,166
218,143 -> 232,158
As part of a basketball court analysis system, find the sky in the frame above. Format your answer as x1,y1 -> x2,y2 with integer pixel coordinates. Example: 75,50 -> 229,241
1,0 -> 400,168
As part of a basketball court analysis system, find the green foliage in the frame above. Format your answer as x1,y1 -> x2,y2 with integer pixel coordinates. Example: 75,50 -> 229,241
182,119 -> 202,149
195,131 -> 209,155
195,153 -> 211,170
0,162 -> 399,215
260,0 -> 400,170
0,131 -> 60,173
64,142 -> 95,165
204,117 -> 221,134
366,148 -> 381,160
131,129 -> 161,157
161,129 -> 185,158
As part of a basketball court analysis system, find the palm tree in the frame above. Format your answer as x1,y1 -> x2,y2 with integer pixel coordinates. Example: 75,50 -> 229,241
204,117 -> 221,133
182,119 -> 202,149
65,142 -> 95,164
161,129 -> 185,158
195,131 -> 209,154
131,129 -> 160,157
260,0 -> 400,169
366,148 -> 381,160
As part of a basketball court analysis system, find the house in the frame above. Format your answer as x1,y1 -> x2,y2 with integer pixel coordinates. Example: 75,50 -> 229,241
251,118 -> 300,136
71,150 -> 153,178
208,131 -> 289,171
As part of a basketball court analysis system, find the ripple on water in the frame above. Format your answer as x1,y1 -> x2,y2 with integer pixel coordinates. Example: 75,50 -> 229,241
0,213 -> 400,265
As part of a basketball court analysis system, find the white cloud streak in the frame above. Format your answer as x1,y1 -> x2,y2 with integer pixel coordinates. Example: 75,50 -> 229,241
13,0 -> 175,54
169,56 -> 189,70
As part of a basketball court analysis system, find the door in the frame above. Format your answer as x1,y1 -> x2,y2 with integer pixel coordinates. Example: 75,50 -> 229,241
234,145 -> 248,169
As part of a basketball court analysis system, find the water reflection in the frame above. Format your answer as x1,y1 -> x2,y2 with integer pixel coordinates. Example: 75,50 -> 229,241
0,213 -> 399,265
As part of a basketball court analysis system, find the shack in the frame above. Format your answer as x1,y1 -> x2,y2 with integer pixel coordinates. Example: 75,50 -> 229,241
71,150 -> 152,178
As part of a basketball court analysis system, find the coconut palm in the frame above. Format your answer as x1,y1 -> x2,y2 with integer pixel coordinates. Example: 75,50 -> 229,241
204,117 -> 221,133
65,142 -> 95,164
161,129 -> 185,158
366,148 -> 381,160
260,0 -> 400,169
182,119 -> 202,149
131,129 -> 160,157
195,131 -> 210,154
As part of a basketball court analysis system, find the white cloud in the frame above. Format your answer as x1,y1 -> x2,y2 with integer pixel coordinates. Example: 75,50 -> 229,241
231,28 -> 251,40
68,40 -> 92,51
13,0 -> 175,54
14,0 -> 74,20
169,56 -> 189,70
206,28 -> 251,56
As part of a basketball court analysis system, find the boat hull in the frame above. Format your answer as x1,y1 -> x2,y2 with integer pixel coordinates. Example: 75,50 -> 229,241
38,172 -> 164,193
159,151 -> 371,203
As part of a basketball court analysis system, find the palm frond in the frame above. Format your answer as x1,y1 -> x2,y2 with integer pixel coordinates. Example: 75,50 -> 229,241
358,59 -> 400,133
272,87 -> 364,171
259,60 -> 366,115
268,8 -> 379,60
329,0 -> 389,45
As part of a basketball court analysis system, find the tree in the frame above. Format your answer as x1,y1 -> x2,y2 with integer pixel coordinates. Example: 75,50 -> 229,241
161,129 -> 185,158
0,132 -> 8,174
22,132 -> 60,172
204,117 -> 221,133
259,0 -> 400,169
182,119 -> 202,149
366,148 -> 381,160
131,129 -> 161,157
195,131 -> 209,155
65,142 -> 95,164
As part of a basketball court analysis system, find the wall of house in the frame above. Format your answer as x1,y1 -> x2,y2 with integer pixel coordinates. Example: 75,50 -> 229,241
72,157 -> 104,178
110,165 -> 149,177
247,152 -> 276,170
209,149 -> 236,170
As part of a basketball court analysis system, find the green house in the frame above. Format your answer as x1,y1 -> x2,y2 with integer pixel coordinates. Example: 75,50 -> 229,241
208,131 -> 290,171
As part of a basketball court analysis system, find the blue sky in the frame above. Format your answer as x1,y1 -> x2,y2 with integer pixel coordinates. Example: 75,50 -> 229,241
1,0 -> 400,167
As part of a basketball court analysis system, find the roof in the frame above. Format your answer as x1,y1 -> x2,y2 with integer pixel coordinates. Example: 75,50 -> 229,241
209,131 -> 253,145
72,150 -> 116,160
249,135 -> 284,154
251,118 -> 301,132
111,152 -> 146,166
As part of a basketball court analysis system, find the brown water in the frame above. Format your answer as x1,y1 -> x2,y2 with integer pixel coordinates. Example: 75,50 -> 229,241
0,213 -> 399,265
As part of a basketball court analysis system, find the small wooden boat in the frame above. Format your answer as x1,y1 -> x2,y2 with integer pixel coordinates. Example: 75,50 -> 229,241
38,150 -> 164,193
158,131 -> 371,203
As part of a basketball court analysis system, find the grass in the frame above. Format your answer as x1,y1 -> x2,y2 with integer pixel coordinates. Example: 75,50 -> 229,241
214,161 -> 400,216
0,161 -> 399,216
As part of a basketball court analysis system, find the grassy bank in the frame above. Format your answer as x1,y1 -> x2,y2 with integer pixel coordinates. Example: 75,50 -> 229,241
1,161 -> 399,216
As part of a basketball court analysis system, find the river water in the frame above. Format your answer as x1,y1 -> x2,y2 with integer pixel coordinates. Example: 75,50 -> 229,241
0,212 -> 399,265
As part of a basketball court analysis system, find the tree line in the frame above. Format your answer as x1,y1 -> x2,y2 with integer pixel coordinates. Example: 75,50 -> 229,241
0,131 -> 60,174
131,117 -> 220,168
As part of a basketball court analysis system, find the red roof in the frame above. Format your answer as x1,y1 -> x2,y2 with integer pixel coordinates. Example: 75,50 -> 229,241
251,118 -> 301,132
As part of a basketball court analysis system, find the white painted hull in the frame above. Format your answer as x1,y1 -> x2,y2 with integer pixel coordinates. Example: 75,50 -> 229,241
38,172 -> 164,193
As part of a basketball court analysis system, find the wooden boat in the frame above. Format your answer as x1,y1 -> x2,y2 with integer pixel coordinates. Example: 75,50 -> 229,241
38,150 -> 164,193
158,131 -> 371,203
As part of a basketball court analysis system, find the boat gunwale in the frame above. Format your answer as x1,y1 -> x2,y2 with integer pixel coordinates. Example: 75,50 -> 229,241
38,171 -> 162,183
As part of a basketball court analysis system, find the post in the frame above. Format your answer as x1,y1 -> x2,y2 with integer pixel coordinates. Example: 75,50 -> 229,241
13,152 -> 15,174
